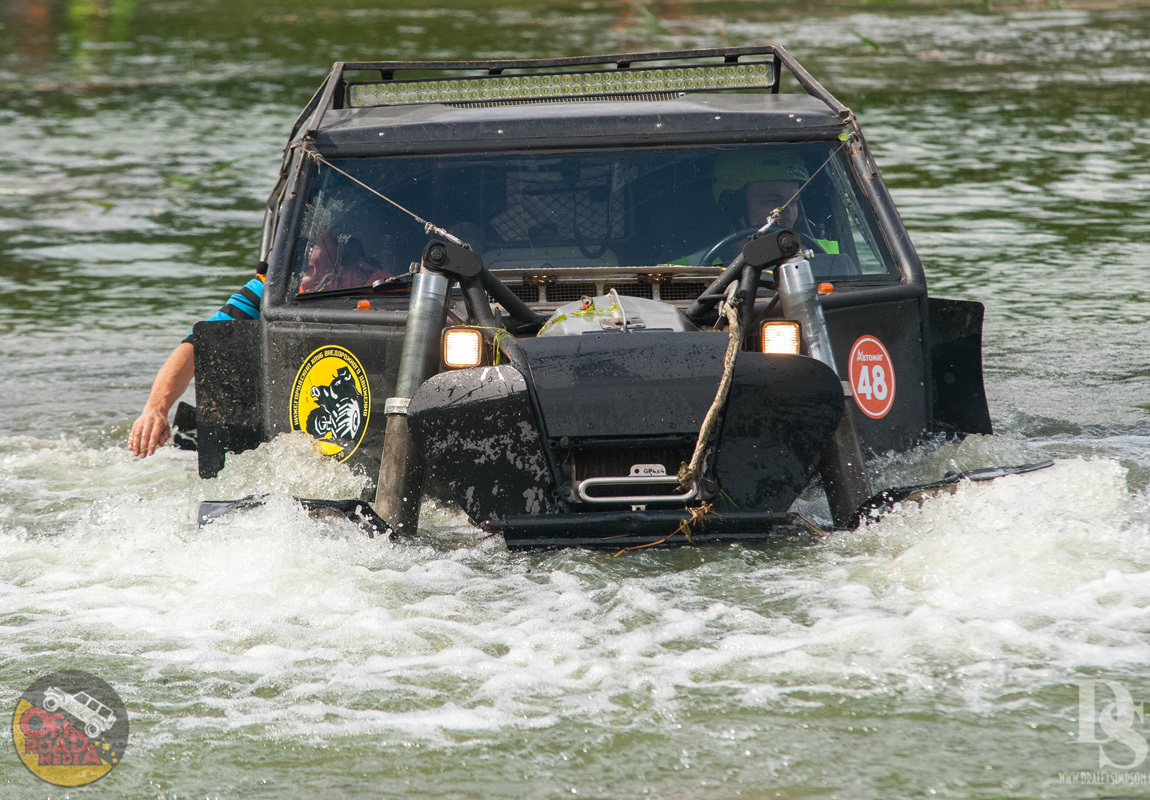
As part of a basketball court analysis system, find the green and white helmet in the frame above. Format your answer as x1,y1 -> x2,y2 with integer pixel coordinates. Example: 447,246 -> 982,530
712,149 -> 811,201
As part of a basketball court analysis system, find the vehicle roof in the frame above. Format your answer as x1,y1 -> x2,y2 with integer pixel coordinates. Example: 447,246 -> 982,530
308,92 -> 848,158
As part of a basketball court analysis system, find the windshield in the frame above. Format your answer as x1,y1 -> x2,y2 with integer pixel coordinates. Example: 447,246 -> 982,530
289,143 -> 894,295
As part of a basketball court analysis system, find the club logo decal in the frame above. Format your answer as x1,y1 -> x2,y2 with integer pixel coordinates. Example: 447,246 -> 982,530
290,346 -> 371,462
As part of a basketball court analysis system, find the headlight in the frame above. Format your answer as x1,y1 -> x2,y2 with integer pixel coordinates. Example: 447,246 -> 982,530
443,327 -> 483,368
761,321 -> 801,355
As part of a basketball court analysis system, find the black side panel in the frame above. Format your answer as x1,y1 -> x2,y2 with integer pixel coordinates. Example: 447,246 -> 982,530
193,320 -> 265,478
927,297 -> 993,436
409,366 -> 553,522
715,353 -> 843,510
518,333 -> 728,438
824,297 -> 929,455
262,321 -> 406,486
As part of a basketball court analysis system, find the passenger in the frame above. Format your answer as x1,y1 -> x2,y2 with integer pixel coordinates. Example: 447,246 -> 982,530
332,238 -> 392,289
299,235 -> 396,293
298,231 -> 338,293
128,264 -> 266,457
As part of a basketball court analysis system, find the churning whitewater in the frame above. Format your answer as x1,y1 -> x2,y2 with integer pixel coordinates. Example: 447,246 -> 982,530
3,430 -> 1150,796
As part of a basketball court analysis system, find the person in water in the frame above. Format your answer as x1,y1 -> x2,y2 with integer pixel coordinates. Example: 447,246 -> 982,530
128,263 -> 266,457
129,232 -> 402,457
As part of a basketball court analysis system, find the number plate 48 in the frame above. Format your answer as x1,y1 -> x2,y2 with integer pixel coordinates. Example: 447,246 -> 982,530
848,335 -> 896,419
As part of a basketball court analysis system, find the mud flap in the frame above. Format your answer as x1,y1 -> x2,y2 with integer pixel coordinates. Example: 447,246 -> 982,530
172,401 -> 198,451
192,319 -> 265,478
928,298 -> 993,436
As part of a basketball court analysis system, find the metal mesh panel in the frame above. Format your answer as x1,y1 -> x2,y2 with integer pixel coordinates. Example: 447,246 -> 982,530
659,280 -> 710,302
504,283 -> 540,303
490,165 -> 627,244
573,448 -> 679,479
546,282 -> 598,303
606,281 -> 653,299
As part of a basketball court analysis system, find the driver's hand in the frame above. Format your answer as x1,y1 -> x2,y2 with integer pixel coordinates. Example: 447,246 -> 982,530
128,410 -> 171,457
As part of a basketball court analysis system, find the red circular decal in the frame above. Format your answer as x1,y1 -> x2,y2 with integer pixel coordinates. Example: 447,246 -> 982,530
848,336 -> 896,419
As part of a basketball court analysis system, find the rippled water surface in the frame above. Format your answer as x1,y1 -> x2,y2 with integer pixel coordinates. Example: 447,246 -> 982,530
2,1 -> 1149,797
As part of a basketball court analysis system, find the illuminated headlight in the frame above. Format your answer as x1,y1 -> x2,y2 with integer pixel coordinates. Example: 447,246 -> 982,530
761,321 -> 801,355
443,327 -> 483,368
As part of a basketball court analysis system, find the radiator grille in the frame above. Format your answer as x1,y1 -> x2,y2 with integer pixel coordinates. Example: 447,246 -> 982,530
507,283 -> 540,303
547,282 -> 597,303
489,278 -> 713,305
659,280 -> 710,302
606,281 -> 653,299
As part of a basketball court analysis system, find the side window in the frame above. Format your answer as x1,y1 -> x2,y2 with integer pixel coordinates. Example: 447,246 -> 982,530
823,157 -> 893,276
290,162 -> 424,295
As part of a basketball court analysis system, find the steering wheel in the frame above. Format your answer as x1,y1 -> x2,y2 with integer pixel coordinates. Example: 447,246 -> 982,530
698,227 -> 759,266
698,226 -> 825,267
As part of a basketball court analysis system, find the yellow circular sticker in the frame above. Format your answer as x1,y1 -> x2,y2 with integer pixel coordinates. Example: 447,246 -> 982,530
11,671 -> 128,787
290,345 -> 371,462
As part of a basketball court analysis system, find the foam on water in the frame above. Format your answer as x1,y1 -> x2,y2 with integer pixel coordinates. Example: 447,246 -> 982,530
3,436 -> 1149,759
812,461 -> 1150,692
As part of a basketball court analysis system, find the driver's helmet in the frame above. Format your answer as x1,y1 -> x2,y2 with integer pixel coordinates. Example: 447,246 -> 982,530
712,149 -> 811,201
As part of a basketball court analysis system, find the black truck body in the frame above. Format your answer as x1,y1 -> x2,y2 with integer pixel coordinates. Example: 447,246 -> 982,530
193,47 -> 991,548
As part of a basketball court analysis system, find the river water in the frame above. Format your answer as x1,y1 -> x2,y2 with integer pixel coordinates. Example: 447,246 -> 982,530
1,1 -> 1149,797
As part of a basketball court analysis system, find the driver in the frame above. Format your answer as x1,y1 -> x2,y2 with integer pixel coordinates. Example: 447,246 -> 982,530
677,150 -> 839,265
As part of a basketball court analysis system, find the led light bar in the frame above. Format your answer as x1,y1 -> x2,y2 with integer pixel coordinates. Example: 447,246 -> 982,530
348,63 -> 774,107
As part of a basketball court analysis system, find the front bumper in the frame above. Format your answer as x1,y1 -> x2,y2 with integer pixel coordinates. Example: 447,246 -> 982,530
409,332 -> 843,548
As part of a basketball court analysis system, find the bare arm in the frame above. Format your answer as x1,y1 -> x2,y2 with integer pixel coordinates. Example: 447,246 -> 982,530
128,342 -> 195,457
